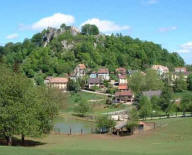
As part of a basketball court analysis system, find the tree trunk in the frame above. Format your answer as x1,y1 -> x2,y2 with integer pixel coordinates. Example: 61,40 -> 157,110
21,134 -> 25,145
7,136 -> 12,146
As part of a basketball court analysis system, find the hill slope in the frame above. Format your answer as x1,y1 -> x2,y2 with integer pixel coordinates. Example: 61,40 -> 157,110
0,25 -> 184,83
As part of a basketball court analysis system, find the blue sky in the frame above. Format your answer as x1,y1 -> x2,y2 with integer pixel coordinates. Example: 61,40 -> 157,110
0,0 -> 191,64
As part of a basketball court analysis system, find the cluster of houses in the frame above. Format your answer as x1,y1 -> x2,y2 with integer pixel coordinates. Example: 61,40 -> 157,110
44,63 -> 190,105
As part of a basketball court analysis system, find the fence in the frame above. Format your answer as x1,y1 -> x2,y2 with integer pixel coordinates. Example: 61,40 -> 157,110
53,127 -> 97,135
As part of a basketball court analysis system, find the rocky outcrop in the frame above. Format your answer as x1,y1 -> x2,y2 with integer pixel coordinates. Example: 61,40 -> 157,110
61,40 -> 74,50
43,26 -> 80,47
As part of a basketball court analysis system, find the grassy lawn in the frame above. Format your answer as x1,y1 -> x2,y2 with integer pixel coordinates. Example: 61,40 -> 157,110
1,117 -> 192,155
60,91 -> 127,115
173,90 -> 192,99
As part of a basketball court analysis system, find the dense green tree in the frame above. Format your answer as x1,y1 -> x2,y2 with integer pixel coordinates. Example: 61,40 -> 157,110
67,80 -> 81,92
160,86 -> 174,111
74,99 -> 90,117
0,65 -> 63,145
81,24 -> 99,35
180,93 -> 192,116
144,69 -> 164,91
128,72 -> 145,94
139,96 -> 152,119
187,73 -> 192,91
151,96 -> 161,112
173,74 -> 187,92
96,115 -> 115,133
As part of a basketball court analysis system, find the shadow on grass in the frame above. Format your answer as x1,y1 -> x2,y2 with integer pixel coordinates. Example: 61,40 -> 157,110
0,137 -> 46,147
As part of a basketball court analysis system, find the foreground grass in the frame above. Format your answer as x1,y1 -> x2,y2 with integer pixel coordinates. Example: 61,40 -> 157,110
1,118 -> 192,155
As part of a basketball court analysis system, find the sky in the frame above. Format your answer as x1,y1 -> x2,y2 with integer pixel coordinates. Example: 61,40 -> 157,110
0,0 -> 191,64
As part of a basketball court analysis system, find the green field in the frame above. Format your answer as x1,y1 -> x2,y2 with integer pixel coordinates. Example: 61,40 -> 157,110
60,91 -> 127,115
0,117 -> 192,155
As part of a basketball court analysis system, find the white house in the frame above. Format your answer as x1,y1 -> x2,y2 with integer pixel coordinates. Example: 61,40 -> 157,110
118,75 -> 127,84
152,65 -> 169,76
97,68 -> 110,81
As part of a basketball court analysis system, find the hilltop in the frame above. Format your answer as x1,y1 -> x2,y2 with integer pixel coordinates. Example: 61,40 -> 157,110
0,24 -> 184,83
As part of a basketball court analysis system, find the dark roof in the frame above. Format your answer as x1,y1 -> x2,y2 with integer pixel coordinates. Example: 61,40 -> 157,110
115,90 -> 133,97
142,90 -> 162,98
88,78 -> 101,84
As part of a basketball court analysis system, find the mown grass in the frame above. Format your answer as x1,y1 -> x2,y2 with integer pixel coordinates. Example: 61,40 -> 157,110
173,90 -> 192,99
60,91 -> 127,115
0,117 -> 192,155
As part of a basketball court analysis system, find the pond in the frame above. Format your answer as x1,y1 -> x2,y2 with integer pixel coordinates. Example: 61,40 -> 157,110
54,116 -> 95,134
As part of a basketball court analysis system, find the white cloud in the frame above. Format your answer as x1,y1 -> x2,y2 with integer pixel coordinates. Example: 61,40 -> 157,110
159,26 -> 177,32
32,13 -> 75,30
6,33 -> 19,39
81,18 -> 131,33
147,0 -> 159,4
178,42 -> 192,53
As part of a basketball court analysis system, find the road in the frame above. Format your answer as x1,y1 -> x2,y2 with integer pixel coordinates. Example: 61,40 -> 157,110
81,89 -> 114,97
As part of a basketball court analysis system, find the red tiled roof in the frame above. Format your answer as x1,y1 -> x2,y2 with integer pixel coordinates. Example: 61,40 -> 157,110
49,77 -> 68,83
78,64 -> 86,69
115,90 -> 133,97
98,68 -> 109,74
118,84 -> 128,90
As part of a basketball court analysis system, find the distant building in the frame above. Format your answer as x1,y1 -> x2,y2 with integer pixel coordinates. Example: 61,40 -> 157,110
115,90 -> 134,104
97,68 -> 110,81
44,76 -> 53,84
89,71 -> 97,78
45,77 -> 68,92
118,75 -> 128,84
116,67 -> 126,75
142,90 -> 162,99
172,72 -> 190,81
175,67 -> 187,73
74,64 -> 86,78
70,64 -> 86,81
152,65 -> 169,75
88,78 -> 101,89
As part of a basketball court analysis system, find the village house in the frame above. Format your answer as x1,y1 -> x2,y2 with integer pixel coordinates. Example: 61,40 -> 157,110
97,68 -> 110,81
70,64 -> 86,81
45,77 -> 68,92
151,65 -> 169,75
172,67 -> 190,81
118,75 -> 128,84
88,78 -> 101,89
142,90 -> 162,99
116,67 -> 126,75
175,67 -> 187,73
44,76 -> 53,84
73,64 -> 86,78
89,71 -> 97,78
114,90 -> 134,105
